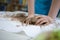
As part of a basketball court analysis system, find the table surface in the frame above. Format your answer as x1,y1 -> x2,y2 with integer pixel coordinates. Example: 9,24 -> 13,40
0,11 -> 60,40
0,11 -> 32,40
0,30 -> 32,40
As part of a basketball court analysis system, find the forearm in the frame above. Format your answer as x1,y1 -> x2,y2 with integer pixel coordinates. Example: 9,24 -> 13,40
48,0 -> 60,19
28,0 -> 35,17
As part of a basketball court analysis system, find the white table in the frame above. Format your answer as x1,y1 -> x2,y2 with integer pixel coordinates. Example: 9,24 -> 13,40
0,11 -> 32,40
0,30 -> 32,40
0,11 -> 60,40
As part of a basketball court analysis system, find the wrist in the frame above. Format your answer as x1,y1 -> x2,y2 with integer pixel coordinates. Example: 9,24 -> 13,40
47,16 -> 55,21
48,15 -> 55,20
28,12 -> 35,17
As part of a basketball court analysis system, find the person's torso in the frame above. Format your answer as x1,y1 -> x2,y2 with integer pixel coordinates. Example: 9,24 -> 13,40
35,0 -> 52,15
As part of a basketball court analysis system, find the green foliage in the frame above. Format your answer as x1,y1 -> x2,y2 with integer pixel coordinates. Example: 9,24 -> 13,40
33,30 -> 60,40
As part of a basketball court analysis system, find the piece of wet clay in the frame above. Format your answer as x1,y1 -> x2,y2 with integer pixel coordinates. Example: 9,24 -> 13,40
11,13 -> 47,26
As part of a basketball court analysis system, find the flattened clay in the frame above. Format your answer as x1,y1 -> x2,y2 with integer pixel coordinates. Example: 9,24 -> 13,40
11,13 -> 47,25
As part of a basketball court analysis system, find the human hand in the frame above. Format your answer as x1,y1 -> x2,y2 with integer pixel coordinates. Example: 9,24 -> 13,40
35,16 -> 54,25
23,15 -> 36,25
23,15 -> 54,26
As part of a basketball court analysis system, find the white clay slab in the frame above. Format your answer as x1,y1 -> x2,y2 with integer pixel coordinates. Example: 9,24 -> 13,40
0,12 -> 60,37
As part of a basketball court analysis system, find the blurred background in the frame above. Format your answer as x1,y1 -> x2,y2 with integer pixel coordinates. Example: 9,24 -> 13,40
0,0 -> 60,17
0,0 -> 28,11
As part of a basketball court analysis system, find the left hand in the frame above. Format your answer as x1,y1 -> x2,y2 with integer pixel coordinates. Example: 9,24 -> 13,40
35,16 -> 54,25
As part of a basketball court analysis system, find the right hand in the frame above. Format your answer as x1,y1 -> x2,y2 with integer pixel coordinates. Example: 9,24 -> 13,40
23,15 -> 35,25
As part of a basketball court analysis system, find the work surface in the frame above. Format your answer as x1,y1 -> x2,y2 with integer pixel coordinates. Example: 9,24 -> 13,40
0,11 -> 60,40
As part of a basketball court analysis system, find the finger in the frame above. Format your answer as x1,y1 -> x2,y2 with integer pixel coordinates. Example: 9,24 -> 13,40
23,19 -> 26,23
25,20 -> 29,25
35,18 -> 45,25
39,20 -> 49,25
45,22 -> 49,25
26,18 -> 31,25
35,16 -> 42,19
